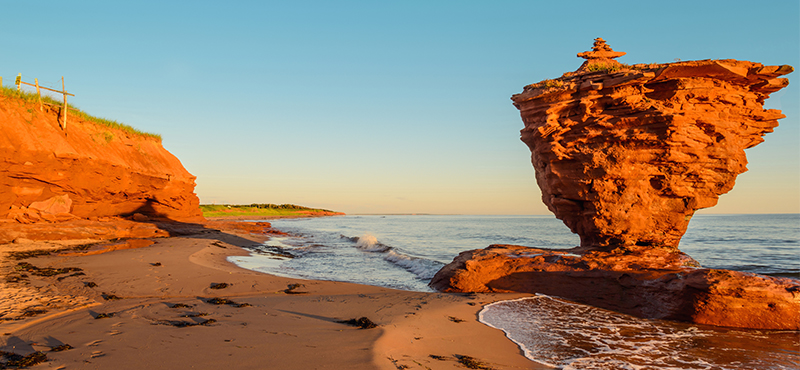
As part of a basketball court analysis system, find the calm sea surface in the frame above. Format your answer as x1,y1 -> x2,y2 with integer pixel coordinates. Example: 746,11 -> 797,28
230,214 -> 800,369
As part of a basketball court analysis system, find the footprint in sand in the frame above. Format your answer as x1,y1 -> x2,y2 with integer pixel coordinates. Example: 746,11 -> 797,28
86,339 -> 102,347
91,350 -> 104,358
107,330 -> 122,336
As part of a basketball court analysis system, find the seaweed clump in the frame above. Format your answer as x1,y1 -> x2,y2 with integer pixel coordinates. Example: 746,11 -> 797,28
282,283 -> 307,294
18,309 -> 47,318
455,355 -> 493,370
156,318 -> 216,328
205,297 -> 250,308
101,293 -> 122,301
14,262 -> 81,277
6,250 -> 53,260
0,351 -> 48,368
49,344 -> 73,352
337,317 -> 378,329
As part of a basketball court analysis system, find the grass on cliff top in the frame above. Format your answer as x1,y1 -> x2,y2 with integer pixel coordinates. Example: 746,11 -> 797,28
0,85 -> 162,142
200,204 -> 342,218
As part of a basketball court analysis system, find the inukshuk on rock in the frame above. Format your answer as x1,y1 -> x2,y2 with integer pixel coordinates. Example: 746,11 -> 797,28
430,39 -> 800,330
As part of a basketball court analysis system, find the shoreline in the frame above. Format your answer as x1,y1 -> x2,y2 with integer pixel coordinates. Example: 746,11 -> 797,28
204,214 -> 346,221
0,219 -> 546,369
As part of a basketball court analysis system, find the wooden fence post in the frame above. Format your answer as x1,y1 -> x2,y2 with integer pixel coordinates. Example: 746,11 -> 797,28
35,78 -> 43,112
15,75 -> 74,131
61,76 -> 67,131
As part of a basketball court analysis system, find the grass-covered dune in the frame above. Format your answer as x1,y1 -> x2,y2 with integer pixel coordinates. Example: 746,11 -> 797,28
201,204 -> 344,219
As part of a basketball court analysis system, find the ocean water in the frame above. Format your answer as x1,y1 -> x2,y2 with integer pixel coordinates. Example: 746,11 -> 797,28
229,214 -> 800,369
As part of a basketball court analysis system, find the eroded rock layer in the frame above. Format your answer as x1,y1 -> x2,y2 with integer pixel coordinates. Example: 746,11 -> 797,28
0,93 -> 203,224
512,54 -> 792,250
430,245 -> 800,330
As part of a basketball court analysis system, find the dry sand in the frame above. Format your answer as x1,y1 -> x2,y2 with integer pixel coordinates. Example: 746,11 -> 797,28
0,223 -> 547,369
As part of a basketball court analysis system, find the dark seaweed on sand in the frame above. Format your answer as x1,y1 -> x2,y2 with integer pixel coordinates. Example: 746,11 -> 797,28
6,250 -> 52,260
169,303 -> 193,309
101,293 -> 122,300
206,297 -> 234,305
455,355 -> 493,370
4,274 -> 27,283
49,344 -> 73,352
84,281 -> 98,288
56,272 -> 85,281
95,313 -> 114,319
205,298 -> 250,307
209,282 -> 229,289
5,243 -> 96,261
14,262 -> 81,277
282,283 -> 307,294
337,317 -> 378,329
181,312 -> 208,318
18,309 -> 46,318
156,318 -> 216,327
0,350 -> 48,367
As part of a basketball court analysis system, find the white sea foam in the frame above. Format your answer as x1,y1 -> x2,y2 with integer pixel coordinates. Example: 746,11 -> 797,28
480,295 -> 800,370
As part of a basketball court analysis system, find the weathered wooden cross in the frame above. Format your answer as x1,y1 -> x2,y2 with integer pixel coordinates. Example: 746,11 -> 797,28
15,74 -> 74,131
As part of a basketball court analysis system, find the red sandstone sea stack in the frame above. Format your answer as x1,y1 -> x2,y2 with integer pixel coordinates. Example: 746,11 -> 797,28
431,39 -> 800,329
518,38 -> 791,251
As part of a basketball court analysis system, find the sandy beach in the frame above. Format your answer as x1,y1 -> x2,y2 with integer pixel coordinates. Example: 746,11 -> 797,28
0,220 -> 543,369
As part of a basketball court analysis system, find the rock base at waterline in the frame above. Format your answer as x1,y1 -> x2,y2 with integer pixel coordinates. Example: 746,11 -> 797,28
430,245 -> 800,330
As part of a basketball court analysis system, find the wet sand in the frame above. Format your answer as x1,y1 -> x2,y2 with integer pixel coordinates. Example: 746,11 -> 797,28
0,223 -> 545,369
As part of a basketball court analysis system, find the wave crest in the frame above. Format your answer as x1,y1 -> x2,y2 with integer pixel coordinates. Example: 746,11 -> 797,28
355,233 -> 390,252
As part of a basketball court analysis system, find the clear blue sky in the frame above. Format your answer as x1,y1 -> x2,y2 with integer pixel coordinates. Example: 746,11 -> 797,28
3,1 -> 798,214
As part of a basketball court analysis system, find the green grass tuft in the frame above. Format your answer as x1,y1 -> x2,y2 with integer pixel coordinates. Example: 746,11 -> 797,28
526,79 -> 564,90
586,62 -> 633,73
0,85 -> 161,142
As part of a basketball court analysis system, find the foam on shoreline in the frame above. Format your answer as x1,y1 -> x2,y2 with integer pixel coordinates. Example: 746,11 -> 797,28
479,295 -> 800,370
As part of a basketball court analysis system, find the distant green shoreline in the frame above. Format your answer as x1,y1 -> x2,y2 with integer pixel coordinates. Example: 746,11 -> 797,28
200,203 -> 342,218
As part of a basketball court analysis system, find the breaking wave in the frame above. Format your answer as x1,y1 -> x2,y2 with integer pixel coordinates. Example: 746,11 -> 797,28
353,233 -> 443,280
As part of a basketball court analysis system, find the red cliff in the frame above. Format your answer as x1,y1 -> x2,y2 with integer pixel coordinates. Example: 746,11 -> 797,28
0,90 -> 203,226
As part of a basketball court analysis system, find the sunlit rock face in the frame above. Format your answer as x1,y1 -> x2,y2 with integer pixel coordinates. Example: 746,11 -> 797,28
428,40 -> 800,330
511,38 -> 793,251
0,94 -> 203,224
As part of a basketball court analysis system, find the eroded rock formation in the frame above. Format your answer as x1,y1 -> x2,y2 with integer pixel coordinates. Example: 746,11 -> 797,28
431,39 -> 799,329
514,38 -> 792,251
0,92 -> 203,227
430,245 -> 800,330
